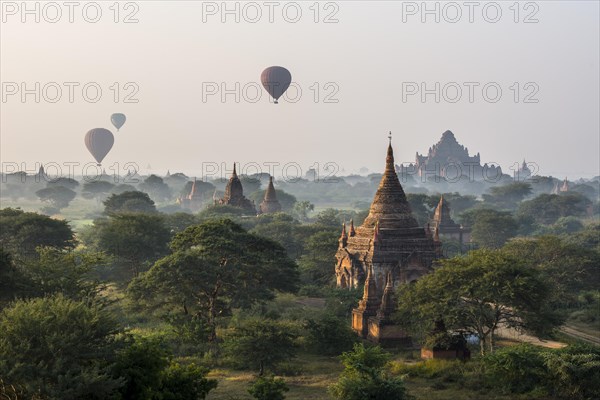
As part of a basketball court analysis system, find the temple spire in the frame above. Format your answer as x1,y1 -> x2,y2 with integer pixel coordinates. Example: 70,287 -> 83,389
340,221 -> 348,247
189,177 -> 199,199
361,135 -> 418,229
232,162 -> 237,177
349,219 -> 356,237
377,271 -> 395,318
386,132 -> 395,174
264,176 -> 277,200
359,265 -> 380,305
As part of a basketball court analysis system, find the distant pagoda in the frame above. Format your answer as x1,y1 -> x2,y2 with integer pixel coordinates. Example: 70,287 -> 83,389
430,195 -> 471,251
217,163 -> 256,214
259,176 -> 282,214
551,177 -> 570,194
401,130 -> 502,181
335,135 -> 439,345
177,178 -> 205,212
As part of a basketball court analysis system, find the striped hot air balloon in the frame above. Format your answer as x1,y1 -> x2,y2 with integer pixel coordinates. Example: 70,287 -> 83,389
84,128 -> 114,166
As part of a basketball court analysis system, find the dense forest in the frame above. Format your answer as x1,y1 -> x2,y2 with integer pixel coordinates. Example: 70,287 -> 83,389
1,172 -> 599,400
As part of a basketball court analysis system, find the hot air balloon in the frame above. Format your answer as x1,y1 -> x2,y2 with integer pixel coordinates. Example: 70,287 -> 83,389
261,66 -> 292,104
111,113 -> 126,131
84,128 -> 114,166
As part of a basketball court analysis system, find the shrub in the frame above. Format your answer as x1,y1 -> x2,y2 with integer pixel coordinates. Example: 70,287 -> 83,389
544,344 -> 600,400
389,359 -> 463,380
304,312 -> 356,355
248,375 -> 289,400
157,362 -> 218,400
329,343 -> 412,400
0,295 -> 122,400
114,336 -> 218,400
223,318 -> 299,374
113,337 -> 169,400
483,344 -> 547,394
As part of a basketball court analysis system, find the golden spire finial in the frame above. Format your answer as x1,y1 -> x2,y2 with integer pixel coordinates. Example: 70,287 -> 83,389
388,131 -> 392,145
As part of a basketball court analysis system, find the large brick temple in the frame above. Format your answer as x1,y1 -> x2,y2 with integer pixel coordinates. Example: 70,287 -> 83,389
335,136 -> 440,345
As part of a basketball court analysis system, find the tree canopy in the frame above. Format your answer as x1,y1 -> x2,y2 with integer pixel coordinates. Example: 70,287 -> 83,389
0,208 -> 75,257
0,295 -> 122,400
396,249 -> 562,354
128,219 -> 299,342
103,191 -> 157,214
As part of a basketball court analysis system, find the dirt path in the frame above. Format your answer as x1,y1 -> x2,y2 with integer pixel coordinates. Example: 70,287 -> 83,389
560,325 -> 600,345
495,324 -> 566,349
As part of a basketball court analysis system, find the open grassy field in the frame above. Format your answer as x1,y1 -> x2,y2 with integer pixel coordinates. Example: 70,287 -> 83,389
202,352 -> 530,400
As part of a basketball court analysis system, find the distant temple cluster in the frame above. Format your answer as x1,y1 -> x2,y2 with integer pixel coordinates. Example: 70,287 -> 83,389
400,130 -> 502,180
177,163 -> 282,215
551,177 -> 570,194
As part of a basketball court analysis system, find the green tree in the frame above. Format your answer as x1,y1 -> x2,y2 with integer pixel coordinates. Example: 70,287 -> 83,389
224,318 -> 299,375
397,249 -> 562,354
113,337 -> 168,400
329,343 -> 411,400
314,208 -> 343,228
503,236 -> 600,306
546,216 -> 584,235
93,213 -> 171,277
35,185 -> 77,212
564,222 -> 600,251
0,295 -> 122,400
46,177 -> 80,190
250,213 -> 302,258
483,344 -> 547,394
113,336 -> 218,400
298,230 -> 339,286
304,312 -> 356,355
544,344 -> 600,400
112,183 -> 138,194
483,182 -> 533,209
197,204 -> 245,222
163,212 -> 199,233
20,247 -> 107,301
0,249 -> 28,306
139,175 -> 172,202
157,362 -> 218,400
460,208 -> 519,248
0,208 -> 75,257
103,191 -> 157,214
128,219 -> 299,342
82,180 -> 115,203
292,200 -> 314,221
518,193 -> 592,225
248,375 -> 289,400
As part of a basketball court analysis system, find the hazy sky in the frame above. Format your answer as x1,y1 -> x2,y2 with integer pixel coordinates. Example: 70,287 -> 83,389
1,1 -> 599,179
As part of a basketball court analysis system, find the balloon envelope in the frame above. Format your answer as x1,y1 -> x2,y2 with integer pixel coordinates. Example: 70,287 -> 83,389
111,113 -> 126,130
261,66 -> 292,104
85,128 -> 114,166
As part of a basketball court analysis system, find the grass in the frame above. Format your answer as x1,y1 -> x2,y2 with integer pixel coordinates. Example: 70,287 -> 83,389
0,196 -> 101,232
205,354 -> 342,400
202,352 -> 532,400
